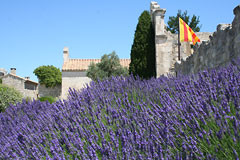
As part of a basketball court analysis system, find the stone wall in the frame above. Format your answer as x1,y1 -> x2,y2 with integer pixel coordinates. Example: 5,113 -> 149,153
38,84 -> 61,98
23,89 -> 38,99
174,5 -> 240,75
2,74 -> 38,99
61,71 -> 92,99
150,2 -> 212,77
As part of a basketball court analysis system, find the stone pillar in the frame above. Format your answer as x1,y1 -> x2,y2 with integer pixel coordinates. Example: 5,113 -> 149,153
181,42 -> 192,59
233,5 -> 240,30
151,2 -> 169,77
233,5 -> 240,59
63,47 -> 69,62
10,68 -> 16,75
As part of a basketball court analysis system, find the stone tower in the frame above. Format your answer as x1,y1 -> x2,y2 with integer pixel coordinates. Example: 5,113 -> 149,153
150,2 -> 170,77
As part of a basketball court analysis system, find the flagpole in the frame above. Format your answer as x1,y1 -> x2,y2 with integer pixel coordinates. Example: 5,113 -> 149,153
178,32 -> 181,61
178,17 -> 181,61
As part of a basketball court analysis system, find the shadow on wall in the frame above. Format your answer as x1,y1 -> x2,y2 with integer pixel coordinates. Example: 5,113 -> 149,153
38,84 -> 61,98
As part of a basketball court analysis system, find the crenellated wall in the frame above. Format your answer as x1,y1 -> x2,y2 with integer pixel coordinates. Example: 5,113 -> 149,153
174,5 -> 240,75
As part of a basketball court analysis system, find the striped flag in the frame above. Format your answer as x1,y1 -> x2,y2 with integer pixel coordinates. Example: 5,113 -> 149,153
179,17 -> 200,45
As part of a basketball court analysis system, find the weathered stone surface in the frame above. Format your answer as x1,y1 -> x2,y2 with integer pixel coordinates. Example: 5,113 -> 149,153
174,4 -> 240,75
233,5 -> 240,16
38,84 -> 61,98
0,68 -> 7,77
217,24 -> 232,31
151,2 -> 212,77
2,74 -> 38,99
61,76 -> 91,99
63,47 -> 69,62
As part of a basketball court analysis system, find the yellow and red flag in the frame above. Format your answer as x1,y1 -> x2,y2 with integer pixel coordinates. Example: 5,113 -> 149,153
179,17 -> 200,45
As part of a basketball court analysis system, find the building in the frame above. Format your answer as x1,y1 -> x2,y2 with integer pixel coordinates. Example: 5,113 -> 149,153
61,47 -> 130,99
2,68 -> 38,99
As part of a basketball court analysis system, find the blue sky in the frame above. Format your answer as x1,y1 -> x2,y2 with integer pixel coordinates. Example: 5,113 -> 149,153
0,0 -> 239,82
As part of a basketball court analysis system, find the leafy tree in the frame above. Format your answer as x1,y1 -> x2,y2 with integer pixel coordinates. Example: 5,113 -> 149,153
167,10 -> 201,34
129,11 -> 156,79
86,51 -> 128,81
33,65 -> 61,88
0,84 -> 23,112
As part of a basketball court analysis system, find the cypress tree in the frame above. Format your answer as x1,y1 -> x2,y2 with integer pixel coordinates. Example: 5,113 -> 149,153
129,10 -> 156,79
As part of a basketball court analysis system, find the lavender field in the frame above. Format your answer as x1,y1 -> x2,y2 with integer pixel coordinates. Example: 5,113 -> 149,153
1,62 -> 240,159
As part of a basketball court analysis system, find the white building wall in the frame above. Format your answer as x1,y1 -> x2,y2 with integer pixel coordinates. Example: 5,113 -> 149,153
61,76 -> 92,99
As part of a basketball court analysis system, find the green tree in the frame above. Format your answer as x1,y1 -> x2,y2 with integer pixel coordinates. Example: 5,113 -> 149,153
33,65 -> 62,88
0,84 -> 23,112
86,51 -> 128,81
167,10 -> 201,34
129,11 -> 156,79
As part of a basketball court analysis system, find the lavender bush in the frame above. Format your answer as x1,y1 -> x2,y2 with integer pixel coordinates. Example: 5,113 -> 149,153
0,61 -> 240,159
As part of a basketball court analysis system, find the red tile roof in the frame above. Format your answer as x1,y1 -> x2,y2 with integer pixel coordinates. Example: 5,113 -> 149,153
62,59 -> 130,71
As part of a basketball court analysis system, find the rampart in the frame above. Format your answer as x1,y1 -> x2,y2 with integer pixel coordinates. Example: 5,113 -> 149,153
150,2 -> 212,77
174,5 -> 240,75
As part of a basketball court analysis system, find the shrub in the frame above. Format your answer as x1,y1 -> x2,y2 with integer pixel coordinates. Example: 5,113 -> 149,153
33,65 -> 62,88
0,84 -> 23,112
38,96 -> 56,104
0,78 -> 2,84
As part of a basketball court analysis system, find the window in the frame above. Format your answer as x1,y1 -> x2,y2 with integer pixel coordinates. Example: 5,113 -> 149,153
24,81 -> 36,90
